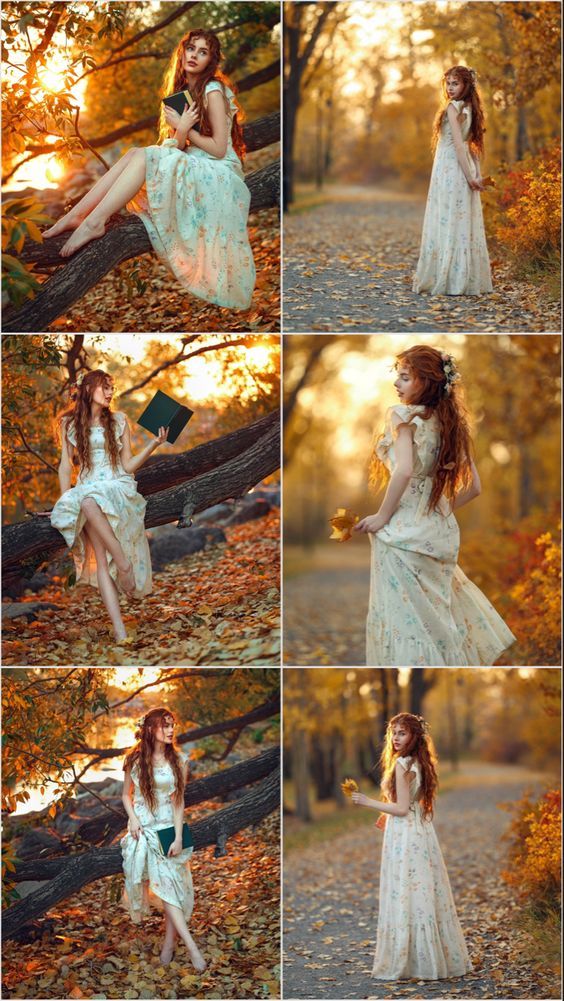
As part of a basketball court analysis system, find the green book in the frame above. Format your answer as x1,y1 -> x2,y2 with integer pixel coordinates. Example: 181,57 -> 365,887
157,822 -> 194,856
137,390 -> 194,445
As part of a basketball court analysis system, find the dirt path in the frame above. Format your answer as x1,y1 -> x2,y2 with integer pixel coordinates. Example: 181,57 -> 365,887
283,562 -> 368,666
283,763 -> 558,1000
283,189 -> 560,333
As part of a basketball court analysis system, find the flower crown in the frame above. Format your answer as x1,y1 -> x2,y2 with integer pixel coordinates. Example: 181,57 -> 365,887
440,351 -> 461,396
414,714 -> 431,735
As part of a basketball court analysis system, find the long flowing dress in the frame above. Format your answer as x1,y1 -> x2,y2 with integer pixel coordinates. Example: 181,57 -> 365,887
129,80 -> 255,310
373,756 -> 473,980
50,412 -> 152,598
121,751 -> 194,924
366,404 -> 516,666
413,99 -> 492,295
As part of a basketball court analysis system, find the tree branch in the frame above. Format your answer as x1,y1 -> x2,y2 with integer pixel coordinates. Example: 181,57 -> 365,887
110,2 -> 199,56
120,337 -> 256,397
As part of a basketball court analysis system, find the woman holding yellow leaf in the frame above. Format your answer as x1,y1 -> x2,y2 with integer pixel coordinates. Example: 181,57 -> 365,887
354,345 -> 515,666
351,713 -> 472,981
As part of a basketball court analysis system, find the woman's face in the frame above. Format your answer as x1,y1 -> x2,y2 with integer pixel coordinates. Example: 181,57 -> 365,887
394,365 -> 420,404
183,37 -> 212,75
391,723 -> 411,754
154,716 -> 175,744
91,379 -> 114,408
445,73 -> 465,100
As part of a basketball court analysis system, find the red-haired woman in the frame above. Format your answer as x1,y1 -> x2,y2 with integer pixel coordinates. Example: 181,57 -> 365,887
44,29 -> 255,310
413,66 -> 492,295
121,708 -> 206,972
352,713 -> 472,980
48,370 -> 168,643
354,345 -> 515,666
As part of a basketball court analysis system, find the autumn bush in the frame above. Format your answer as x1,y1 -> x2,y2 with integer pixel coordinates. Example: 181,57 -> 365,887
485,140 -> 561,292
502,789 -> 561,920
505,523 -> 562,666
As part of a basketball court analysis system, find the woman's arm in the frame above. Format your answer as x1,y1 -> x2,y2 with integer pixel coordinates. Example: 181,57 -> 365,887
164,104 -> 199,147
118,416 -> 169,475
58,419 -> 74,494
122,768 -> 143,839
351,763 -> 412,817
186,90 -> 229,159
354,423 -> 414,534
452,458 -> 482,510
168,756 -> 189,857
446,104 -> 483,190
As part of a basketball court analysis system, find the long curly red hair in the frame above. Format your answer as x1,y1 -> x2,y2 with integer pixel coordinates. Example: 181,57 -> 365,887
380,712 -> 439,820
370,345 -> 473,514
432,65 -> 486,158
158,28 -> 246,161
57,369 -> 119,476
123,707 -> 185,813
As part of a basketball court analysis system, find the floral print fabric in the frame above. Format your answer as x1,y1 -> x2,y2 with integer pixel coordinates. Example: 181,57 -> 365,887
120,752 -> 193,924
366,404 -> 516,666
372,756 -> 473,980
50,411 -> 151,598
130,81 -> 255,309
413,99 -> 492,295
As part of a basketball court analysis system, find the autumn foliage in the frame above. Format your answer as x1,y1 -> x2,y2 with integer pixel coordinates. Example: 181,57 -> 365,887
502,789 -> 562,919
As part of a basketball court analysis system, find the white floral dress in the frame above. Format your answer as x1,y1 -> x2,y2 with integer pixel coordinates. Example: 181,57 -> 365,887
413,99 -> 492,295
129,80 -> 255,310
50,412 -> 151,597
121,752 -> 194,924
366,404 -> 516,666
373,756 -> 473,980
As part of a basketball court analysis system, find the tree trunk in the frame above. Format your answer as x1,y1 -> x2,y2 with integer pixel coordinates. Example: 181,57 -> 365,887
2,766 -> 279,941
292,728 -> 311,822
2,414 -> 280,593
409,668 -> 435,716
4,158 -> 279,334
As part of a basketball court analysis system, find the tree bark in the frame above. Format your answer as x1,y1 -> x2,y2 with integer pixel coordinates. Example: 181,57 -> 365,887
2,415 -> 280,593
2,766 -> 279,941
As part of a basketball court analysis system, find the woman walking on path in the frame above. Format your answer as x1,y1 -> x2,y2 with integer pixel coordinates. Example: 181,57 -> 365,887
44,29 -> 255,310
354,345 -> 515,666
121,707 -> 206,972
413,66 -> 492,296
352,712 -> 473,980
49,369 -> 168,644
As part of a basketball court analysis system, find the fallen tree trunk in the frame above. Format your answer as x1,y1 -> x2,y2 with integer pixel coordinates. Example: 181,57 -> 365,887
3,766 -> 279,941
2,413 -> 280,592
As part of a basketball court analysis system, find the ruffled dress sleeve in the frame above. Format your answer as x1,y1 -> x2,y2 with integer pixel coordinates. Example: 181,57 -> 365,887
64,418 -> 77,447
113,411 -> 127,451
205,80 -> 234,117
375,404 -> 427,467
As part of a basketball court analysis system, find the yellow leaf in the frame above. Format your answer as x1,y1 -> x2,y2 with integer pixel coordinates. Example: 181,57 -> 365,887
341,777 -> 359,797
329,507 -> 359,542
254,966 -> 272,980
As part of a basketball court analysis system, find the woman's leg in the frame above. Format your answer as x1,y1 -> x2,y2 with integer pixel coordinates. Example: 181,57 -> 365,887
80,497 -> 136,594
160,910 -> 178,964
161,901 -> 206,973
82,522 -> 127,641
60,149 -> 147,257
44,148 -> 141,238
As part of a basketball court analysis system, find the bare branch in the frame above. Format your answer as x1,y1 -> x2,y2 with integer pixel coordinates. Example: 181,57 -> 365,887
120,337 -> 255,398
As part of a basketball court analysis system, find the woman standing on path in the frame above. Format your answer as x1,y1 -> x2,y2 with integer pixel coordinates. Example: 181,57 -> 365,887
49,369 -> 167,644
352,712 -> 473,980
121,707 -> 206,972
354,344 -> 515,666
413,66 -> 492,296
44,29 -> 255,310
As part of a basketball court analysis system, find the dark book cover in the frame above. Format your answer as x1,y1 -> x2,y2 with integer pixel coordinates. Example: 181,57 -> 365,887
137,390 -> 194,445
162,88 -> 201,132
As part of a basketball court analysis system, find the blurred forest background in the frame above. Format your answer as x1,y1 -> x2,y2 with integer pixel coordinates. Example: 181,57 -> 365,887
284,0 -> 561,312
283,667 -> 561,998
2,1 -> 280,332
2,334 -> 280,666
2,667 -> 280,999
283,334 -> 561,666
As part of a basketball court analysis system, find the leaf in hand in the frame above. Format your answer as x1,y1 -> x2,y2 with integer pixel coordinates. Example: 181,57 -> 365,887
341,777 -> 359,797
481,175 -> 496,188
329,508 -> 360,542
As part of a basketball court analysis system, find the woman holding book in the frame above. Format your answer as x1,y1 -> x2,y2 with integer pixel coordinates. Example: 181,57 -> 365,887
48,369 -> 168,644
44,29 -> 255,310
121,707 -> 207,973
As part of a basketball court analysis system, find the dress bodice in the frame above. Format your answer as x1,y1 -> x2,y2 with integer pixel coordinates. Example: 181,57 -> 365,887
130,753 -> 187,829
66,412 -> 128,485
185,80 -> 242,173
397,756 -> 421,803
441,99 -> 472,146
376,404 -> 440,479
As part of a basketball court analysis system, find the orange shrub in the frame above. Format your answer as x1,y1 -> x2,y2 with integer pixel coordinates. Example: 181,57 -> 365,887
506,524 -> 562,665
502,789 -> 561,917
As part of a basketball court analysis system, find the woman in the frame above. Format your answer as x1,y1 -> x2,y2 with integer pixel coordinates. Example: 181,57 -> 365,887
354,345 -> 515,666
49,369 -> 168,644
44,29 -> 255,310
121,707 -> 206,972
352,713 -> 473,980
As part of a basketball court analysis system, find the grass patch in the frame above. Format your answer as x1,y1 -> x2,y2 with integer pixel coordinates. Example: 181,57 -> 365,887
515,905 -> 561,976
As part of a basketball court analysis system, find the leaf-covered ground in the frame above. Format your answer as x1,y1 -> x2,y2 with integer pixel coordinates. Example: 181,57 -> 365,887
2,809 -> 280,1000
283,189 -> 560,333
2,512 -> 280,667
284,763 -> 559,1000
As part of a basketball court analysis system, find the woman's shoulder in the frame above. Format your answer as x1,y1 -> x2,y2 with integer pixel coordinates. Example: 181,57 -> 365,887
386,403 -> 427,429
396,755 -> 419,772
205,79 -> 226,95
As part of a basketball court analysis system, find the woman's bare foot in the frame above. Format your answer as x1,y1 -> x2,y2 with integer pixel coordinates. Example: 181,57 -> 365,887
187,944 -> 206,973
159,943 -> 175,965
117,561 -> 136,595
60,218 -> 106,257
43,215 -> 82,239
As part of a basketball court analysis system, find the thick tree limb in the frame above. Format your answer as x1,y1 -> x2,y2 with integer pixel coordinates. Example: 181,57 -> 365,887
2,766 -> 279,941
121,337 -> 255,398
1,414 -> 280,592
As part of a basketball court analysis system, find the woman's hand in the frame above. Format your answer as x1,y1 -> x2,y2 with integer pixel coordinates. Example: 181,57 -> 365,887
354,513 -> 387,534
167,837 -> 182,858
164,106 -> 182,129
154,426 -> 169,448
468,177 -> 484,191
351,791 -> 371,807
129,818 -> 143,840
179,104 -> 199,132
